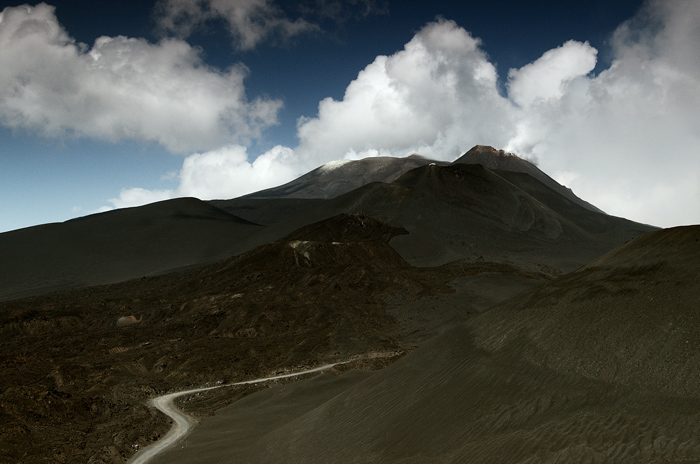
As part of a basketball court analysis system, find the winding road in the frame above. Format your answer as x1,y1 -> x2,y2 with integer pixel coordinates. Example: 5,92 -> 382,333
127,362 -> 347,464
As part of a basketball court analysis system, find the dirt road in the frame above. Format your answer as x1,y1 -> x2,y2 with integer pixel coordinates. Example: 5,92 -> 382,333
127,363 -> 346,464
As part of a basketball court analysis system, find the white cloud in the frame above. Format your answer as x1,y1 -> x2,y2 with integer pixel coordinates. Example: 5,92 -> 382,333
0,3 -> 282,153
507,40 -> 597,107
155,0 -> 317,50
106,187 -> 174,210
504,0 -> 700,227
99,2 -> 700,228
177,144 -> 297,199
295,18 -> 517,168
101,144 -> 298,210
291,7 -> 700,227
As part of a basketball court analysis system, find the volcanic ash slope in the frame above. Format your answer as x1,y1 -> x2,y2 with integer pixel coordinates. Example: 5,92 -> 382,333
0,197 -> 261,301
158,225 -> 700,464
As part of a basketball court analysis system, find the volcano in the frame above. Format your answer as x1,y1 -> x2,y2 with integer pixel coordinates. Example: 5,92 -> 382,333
1,146 -> 681,464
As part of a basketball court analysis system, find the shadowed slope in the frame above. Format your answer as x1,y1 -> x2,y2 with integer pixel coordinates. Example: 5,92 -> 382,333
284,212 -> 408,243
454,145 -> 604,213
493,170 -> 633,234
472,225 -> 700,395
0,154 -> 664,463
1,147 -> 646,302
0,147 -> 667,463
159,226 -> 700,464
216,162 -> 652,276
321,163 -> 652,270
0,213 -> 457,463
0,198 -> 261,301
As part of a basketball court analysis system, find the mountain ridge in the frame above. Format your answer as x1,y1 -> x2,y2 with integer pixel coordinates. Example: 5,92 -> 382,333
0,147 -> 653,300
243,155 -> 447,199
0,145 -> 686,463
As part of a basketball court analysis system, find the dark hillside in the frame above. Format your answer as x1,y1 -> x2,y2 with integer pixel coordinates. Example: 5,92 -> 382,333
160,226 -> 700,463
0,198 -> 261,301
0,214 -> 482,463
0,149 -> 665,463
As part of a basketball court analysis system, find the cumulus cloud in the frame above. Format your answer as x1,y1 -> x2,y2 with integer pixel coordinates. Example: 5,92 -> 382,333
155,0 -> 317,50
295,18 -> 517,167
507,40 -> 597,107
504,0 -> 700,227
177,144 -> 297,198
98,1 -> 700,228
289,5 -> 700,227
102,144 -> 298,210
0,3 -> 281,153
104,187 -> 174,210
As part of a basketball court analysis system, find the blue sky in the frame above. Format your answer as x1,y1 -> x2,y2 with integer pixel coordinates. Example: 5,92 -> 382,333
1,0 -> 699,233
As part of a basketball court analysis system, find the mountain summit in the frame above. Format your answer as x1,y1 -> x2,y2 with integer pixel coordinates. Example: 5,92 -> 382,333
247,145 -> 603,214
454,145 -> 604,213
454,145 -> 532,169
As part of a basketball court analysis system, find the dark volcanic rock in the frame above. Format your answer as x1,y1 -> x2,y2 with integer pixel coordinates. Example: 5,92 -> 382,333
244,155 -> 445,199
159,226 -> 700,464
454,145 -> 604,213
0,213 -> 465,463
285,213 -> 408,243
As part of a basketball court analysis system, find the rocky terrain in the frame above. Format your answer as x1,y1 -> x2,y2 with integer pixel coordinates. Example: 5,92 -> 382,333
0,146 -> 668,463
161,225 -> 700,463
0,214 -> 441,462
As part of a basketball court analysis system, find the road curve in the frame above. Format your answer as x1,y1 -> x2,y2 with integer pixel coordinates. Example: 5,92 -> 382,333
127,362 -> 347,464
